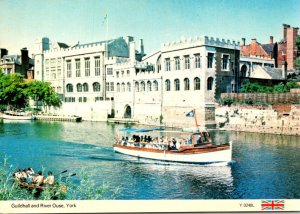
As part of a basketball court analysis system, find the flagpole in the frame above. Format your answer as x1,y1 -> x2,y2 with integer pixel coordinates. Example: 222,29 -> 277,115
193,109 -> 199,128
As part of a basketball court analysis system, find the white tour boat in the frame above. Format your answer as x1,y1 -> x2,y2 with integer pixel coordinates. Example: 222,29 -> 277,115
113,127 -> 232,165
2,111 -> 36,120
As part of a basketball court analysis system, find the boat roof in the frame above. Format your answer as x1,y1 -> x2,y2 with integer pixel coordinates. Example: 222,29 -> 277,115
118,127 -> 209,135
119,127 -> 164,133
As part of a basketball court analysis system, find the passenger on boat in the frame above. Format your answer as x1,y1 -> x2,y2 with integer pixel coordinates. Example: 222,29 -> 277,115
26,167 -> 35,177
196,136 -> 202,145
14,169 -> 22,181
33,171 -> 44,186
44,171 -> 55,185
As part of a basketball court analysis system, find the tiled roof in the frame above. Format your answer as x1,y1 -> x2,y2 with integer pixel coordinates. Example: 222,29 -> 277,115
261,44 -> 275,55
1,55 -> 21,65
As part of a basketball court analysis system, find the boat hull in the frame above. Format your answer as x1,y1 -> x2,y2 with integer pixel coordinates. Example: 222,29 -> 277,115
113,142 -> 232,164
2,114 -> 35,120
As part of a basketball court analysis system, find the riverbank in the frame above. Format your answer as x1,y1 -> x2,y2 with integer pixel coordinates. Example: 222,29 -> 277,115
216,104 -> 300,136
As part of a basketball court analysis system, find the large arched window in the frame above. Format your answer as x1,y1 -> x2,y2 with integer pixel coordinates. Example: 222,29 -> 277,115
66,84 -> 73,92
77,83 -> 82,92
194,77 -> 201,90
141,81 -> 145,92
121,83 -> 125,92
147,81 -> 152,91
127,82 -> 131,92
153,80 -> 158,91
207,77 -> 214,90
117,83 -> 120,92
93,82 -> 100,92
165,79 -> 170,91
174,79 -> 180,91
184,78 -> 190,90
83,83 -> 89,92
135,82 -> 139,92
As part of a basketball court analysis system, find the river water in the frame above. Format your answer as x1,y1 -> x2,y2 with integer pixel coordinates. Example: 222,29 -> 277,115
0,120 -> 300,199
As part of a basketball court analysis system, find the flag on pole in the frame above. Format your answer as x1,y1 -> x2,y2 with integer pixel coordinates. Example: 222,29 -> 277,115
186,110 -> 194,117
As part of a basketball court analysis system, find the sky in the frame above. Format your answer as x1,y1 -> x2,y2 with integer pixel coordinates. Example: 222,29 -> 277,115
0,0 -> 299,56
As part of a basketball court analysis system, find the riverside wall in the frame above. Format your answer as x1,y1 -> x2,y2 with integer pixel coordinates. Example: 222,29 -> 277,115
215,104 -> 300,136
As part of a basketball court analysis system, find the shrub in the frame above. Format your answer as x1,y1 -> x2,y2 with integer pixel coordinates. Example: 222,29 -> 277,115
220,98 -> 234,106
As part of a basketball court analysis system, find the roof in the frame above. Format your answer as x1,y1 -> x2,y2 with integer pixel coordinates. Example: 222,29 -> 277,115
57,42 -> 69,48
261,44 -> 275,55
1,55 -> 21,65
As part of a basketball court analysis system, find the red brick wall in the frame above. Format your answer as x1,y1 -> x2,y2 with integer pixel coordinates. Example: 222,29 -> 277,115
286,27 -> 298,70
241,39 -> 271,58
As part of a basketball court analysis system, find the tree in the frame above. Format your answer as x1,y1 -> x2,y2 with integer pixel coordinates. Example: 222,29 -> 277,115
296,35 -> 300,50
295,57 -> 300,70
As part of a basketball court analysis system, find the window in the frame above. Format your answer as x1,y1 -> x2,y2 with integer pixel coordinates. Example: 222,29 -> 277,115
207,77 -> 214,90
153,80 -> 158,91
127,70 -> 130,76
222,55 -> 229,70
66,60 -> 72,78
174,79 -> 180,91
195,54 -> 201,68
184,78 -> 190,90
95,57 -> 101,76
83,83 -> 89,92
79,97 -> 82,102
75,59 -> 81,77
93,82 -> 100,92
140,81 -> 145,92
117,83 -> 120,92
66,84 -> 73,92
184,55 -> 190,69
135,82 -> 139,92
121,83 -> 125,92
175,57 -> 180,70
207,53 -> 214,68
85,58 -> 90,76
165,79 -> 171,91
57,86 -> 62,93
127,82 -> 131,92
107,67 -> 113,75
121,70 -> 124,77
116,71 -> 119,78
83,97 -> 87,102
165,58 -> 170,71
194,77 -> 201,90
147,81 -> 152,91
110,82 -> 114,91
106,82 -> 109,92
77,83 -> 82,92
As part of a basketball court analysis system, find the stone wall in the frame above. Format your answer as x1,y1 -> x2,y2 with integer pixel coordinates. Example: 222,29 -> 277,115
215,104 -> 300,136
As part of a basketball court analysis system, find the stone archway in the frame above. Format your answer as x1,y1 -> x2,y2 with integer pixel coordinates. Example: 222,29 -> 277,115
124,105 -> 132,118
241,64 -> 248,77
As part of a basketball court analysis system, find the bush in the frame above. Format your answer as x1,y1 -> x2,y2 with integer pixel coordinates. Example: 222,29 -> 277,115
220,98 -> 234,106
244,98 -> 254,105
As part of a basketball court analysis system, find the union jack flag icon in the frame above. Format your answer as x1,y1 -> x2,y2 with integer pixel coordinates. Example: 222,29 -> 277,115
261,199 -> 285,210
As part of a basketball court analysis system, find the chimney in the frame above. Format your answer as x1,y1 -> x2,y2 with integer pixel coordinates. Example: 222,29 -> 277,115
251,38 -> 257,44
241,38 -> 246,46
0,48 -> 8,59
282,61 -> 287,79
269,36 -> 273,44
138,39 -> 144,56
129,41 -> 135,61
125,36 -> 134,45
283,24 -> 290,40
21,48 -> 29,66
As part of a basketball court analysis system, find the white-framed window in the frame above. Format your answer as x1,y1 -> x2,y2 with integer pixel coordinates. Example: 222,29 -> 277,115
207,53 -> 214,68
83,83 -> 89,92
110,82 -> 114,91
135,82 -> 139,92
195,54 -> 201,68
222,54 -> 229,70
127,82 -> 131,92
127,70 -> 130,76
175,57 -> 180,70
184,55 -> 190,69
194,77 -> 201,90
165,79 -> 170,91
77,83 -> 82,92
121,83 -> 125,92
66,84 -> 73,92
116,71 -> 119,78
117,83 -> 120,92
107,67 -> 113,75
140,81 -> 145,92
106,82 -> 109,92
66,60 -> 72,78
93,82 -> 100,92
153,80 -> 158,91
75,59 -> 81,77
95,57 -> 101,76
147,81 -> 152,91
85,58 -> 90,76
165,58 -> 170,71
184,78 -> 190,90
174,79 -> 180,91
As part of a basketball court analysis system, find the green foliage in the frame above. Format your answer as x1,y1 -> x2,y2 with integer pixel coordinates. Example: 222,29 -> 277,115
159,114 -> 164,124
296,35 -> 300,50
295,57 -> 300,70
220,97 -> 234,106
240,80 -> 300,94
0,74 -> 61,110
244,98 -> 254,105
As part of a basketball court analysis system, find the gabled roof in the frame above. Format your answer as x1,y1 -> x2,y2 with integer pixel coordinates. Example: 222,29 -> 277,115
57,42 -> 69,48
1,55 -> 21,65
261,44 -> 275,55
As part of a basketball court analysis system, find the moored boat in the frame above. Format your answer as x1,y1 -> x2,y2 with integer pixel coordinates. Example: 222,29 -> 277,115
113,127 -> 232,165
2,111 -> 36,120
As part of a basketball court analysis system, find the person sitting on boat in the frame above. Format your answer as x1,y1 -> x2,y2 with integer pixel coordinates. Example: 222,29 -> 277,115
44,171 -> 55,185
26,167 -> 35,176
20,169 -> 28,182
197,136 -> 202,145
14,169 -> 22,181
33,171 -> 44,186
